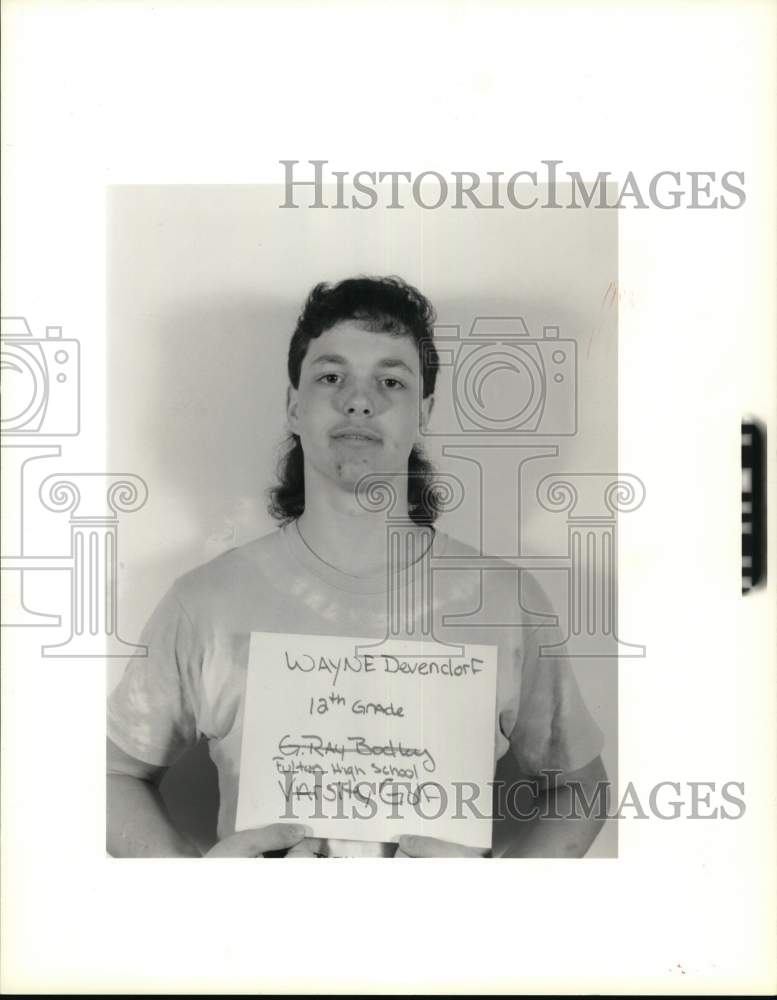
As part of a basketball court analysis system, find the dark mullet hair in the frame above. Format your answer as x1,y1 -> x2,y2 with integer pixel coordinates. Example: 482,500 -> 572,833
268,276 -> 442,526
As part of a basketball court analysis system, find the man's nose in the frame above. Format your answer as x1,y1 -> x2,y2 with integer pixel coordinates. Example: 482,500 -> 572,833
342,384 -> 375,416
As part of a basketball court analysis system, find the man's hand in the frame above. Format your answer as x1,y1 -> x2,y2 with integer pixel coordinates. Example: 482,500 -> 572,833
285,837 -> 330,858
205,823 -> 311,858
394,835 -> 488,858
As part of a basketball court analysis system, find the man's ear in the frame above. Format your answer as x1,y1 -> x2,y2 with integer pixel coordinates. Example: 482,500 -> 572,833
286,385 -> 300,434
420,393 -> 435,433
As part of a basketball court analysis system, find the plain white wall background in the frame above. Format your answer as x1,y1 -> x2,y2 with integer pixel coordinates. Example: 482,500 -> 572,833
107,184 -> 618,853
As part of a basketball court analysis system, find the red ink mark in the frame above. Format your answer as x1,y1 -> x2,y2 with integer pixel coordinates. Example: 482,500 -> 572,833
601,281 -> 618,309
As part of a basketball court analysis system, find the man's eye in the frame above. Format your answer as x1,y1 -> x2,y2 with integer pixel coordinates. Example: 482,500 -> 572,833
381,377 -> 406,390
317,373 -> 342,385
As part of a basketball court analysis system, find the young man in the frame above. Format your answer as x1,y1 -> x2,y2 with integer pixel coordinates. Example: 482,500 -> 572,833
107,276 -> 607,858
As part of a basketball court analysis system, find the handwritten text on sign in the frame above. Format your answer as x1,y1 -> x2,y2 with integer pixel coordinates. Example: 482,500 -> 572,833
235,633 -> 499,848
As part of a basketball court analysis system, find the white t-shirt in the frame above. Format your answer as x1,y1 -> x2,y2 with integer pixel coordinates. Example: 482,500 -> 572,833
108,523 -> 604,843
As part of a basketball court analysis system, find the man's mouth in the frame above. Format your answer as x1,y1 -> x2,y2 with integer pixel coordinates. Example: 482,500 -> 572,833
330,428 -> 382,443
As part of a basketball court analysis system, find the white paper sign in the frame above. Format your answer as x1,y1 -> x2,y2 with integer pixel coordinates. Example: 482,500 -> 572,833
235,633 -> 499,849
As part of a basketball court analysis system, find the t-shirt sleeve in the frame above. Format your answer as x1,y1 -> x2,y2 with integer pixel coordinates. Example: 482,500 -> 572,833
508,573 -> 605,777
107,584 -> 202,767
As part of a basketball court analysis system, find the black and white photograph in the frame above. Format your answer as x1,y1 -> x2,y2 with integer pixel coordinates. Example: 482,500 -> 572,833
105,183 -> 620,860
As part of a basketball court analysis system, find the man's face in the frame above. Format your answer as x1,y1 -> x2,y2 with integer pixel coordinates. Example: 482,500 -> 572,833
287,320 -> 434,494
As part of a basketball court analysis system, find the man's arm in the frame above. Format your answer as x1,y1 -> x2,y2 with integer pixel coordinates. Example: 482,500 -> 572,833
107,738 -> 202,857
394,756 -> 608,858
107,739 -> 311,858
493,753 -> 609,858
